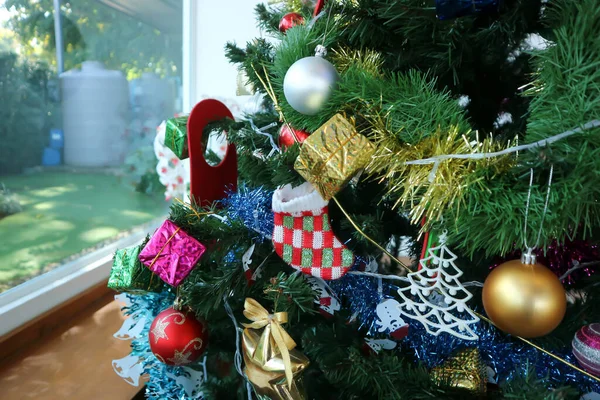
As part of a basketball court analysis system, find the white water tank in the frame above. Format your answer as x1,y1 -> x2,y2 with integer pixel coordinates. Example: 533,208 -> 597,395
60,61 -> 129,167
131,72 -> 175,121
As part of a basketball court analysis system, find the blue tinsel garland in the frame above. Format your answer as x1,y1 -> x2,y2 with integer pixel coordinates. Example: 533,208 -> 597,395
407,318 -> 600,392
223,185 -> 274,239
124,291 -> 209,400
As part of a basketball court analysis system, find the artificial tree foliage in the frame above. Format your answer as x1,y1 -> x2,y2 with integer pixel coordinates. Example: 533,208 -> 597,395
121,1 -> 600,399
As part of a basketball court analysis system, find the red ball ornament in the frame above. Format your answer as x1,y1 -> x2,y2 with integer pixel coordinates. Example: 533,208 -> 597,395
149,307 -> 208,366
279,12 -> 304,33
278,124 -> 310,149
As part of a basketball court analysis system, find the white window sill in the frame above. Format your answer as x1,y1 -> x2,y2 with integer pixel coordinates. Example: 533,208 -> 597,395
0,218 -> 163,337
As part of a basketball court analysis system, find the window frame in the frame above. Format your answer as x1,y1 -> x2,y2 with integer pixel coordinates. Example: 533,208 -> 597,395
182,0 -> 198,112
0,219 -> 163,337
0,1 -> 195,337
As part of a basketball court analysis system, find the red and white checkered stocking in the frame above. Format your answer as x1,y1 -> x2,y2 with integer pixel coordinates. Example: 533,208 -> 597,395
272,182 -> 354,280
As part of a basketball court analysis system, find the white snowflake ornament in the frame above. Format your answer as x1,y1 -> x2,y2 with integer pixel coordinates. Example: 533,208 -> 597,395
487,366 -> 497,384
251,263 -> 264,281
154,120 -> 190,202
166,365 -> 205,398
113,311 -> 147,340
364,338 -> 397,354
112,354 -> 144,386
396,244 -> 480,340
375,298 -> 409,339
242,244 -> 256,284
306,276 -> 341,317
364,258 -> 379,273
114,293 -> 133,307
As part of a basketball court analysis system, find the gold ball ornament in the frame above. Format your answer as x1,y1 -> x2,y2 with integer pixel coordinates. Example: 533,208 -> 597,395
482,254 -> 566,338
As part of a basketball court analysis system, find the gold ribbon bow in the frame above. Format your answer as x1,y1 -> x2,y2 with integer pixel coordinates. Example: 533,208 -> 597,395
242,298 -> 297,388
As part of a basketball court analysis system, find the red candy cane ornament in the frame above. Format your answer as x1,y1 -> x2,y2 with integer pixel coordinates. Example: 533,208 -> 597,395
187,99 -> 238,206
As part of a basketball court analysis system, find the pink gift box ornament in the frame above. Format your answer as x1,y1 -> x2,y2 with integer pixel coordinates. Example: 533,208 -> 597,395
139,220 -> 206,287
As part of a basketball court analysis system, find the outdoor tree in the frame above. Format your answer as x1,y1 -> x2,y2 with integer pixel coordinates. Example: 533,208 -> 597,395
1,0 -> 182,177
3,0 -> 181,78
0,52 -> 52,173
0,26 -> 18,53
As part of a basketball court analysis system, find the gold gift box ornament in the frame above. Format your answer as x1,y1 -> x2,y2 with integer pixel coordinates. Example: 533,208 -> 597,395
242,298 -> 310,400
294,114 -> 376,200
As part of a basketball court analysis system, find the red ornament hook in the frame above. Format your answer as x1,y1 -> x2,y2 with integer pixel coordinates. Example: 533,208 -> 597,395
313,0 -> 325,16
187,99 -> 238,207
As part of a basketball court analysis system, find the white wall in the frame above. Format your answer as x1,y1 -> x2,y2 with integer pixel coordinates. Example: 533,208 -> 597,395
186,0 -> 263,107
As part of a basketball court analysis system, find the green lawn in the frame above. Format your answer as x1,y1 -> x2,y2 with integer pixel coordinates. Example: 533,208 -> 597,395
0,172 -> 168,292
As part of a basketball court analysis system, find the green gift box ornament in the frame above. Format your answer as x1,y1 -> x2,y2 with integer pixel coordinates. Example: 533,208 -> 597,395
165,116 -> 189,160
108,245 -> 163,293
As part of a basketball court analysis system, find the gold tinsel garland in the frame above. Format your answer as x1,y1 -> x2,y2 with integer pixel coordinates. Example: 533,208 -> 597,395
330,47 -> 385,77
318,48 -> 514,229
364,113 -> 514,226
268,0 -> 306,13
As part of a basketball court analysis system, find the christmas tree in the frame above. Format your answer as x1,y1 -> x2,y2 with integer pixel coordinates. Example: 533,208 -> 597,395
109,0 -> 600,398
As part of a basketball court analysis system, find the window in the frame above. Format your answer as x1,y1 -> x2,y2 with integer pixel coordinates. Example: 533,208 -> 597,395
0,0 -> 183,296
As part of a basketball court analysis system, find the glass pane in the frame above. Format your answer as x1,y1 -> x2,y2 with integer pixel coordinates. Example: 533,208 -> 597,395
0,0 -> 182,292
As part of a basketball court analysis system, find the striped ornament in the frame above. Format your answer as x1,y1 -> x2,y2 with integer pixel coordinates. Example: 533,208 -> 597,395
573,323 -> 600,377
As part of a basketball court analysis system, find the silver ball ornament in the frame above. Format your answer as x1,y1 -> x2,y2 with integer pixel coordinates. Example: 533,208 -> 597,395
283,56 -> 339,115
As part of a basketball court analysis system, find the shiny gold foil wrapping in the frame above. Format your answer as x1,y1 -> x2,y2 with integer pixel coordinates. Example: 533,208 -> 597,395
431,348 -> 487,394
243,326 -> 309,400
294,114 -> 375,200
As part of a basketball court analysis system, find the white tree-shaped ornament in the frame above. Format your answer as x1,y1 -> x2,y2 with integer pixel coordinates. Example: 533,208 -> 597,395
397,244 -> 480,340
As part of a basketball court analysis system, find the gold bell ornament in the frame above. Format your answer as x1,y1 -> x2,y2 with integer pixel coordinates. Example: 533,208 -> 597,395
242,298 -> 310,400
431,348 -> 487,394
